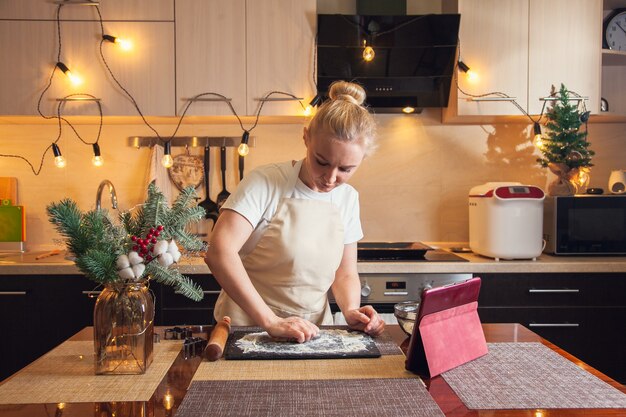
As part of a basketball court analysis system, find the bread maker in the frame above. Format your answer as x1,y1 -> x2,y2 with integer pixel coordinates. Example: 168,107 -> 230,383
469,182 -> 545,260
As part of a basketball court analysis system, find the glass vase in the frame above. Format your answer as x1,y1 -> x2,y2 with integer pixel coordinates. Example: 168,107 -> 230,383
93,281 -> 154,375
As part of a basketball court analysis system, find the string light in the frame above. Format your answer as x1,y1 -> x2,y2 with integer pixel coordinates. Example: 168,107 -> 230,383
402,106 -> 415,114
532,122 -> 545,149
238,131 -> 250,156
161,141 -> 173,168
103,34 -> 133,51
457,61 -> 478,83
304,93 -> 322,116
92,143 -> 104,167
56,62 -> 83,86
362,39 -> 375,62
51,143 -> 66,168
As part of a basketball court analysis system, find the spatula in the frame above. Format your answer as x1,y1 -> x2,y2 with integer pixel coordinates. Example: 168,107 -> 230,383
216,146 -> 231,210
198,145 -> 219,225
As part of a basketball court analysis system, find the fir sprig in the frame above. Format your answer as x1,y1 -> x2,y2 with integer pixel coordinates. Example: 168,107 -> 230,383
47,184 -> 206,301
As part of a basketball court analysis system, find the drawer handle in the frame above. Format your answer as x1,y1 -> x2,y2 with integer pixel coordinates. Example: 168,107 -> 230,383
203,290 -> 221,295
0,291 -> 27,295
528,289 -> 580,293
82,291 -> 102,297
384,291 -> 408,296
529,323 -> 579,328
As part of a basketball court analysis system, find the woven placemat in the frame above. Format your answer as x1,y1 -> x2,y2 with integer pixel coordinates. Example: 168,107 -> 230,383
442,342 -> 626,409
0,340 -> 182,404
193,354 -> 412,381
176,378 -> 444,417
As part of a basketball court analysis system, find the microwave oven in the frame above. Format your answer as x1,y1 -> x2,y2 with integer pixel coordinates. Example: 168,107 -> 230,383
544,195 -> 626,255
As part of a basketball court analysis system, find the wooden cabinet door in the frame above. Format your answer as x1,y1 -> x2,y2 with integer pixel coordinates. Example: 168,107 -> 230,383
528,0 -> 602,115
0,19 -> 175,116
454,0 -> 529,116
245,0 -> 316,116
175,0 -> 247,116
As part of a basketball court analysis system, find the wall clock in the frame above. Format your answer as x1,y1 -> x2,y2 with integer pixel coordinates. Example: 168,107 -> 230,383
604,8 -> 626,50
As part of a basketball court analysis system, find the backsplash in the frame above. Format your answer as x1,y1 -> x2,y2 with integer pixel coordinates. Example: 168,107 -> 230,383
2,110 -> 625,250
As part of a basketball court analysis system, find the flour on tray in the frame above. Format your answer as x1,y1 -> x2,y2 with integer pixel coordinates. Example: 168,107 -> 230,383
235,329 -> 371,355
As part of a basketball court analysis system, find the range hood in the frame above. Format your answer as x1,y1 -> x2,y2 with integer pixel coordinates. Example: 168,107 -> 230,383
316,14 -> 460,113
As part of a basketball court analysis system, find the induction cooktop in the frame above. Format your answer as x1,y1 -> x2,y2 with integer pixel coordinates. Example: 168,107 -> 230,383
357,242 -> 468,262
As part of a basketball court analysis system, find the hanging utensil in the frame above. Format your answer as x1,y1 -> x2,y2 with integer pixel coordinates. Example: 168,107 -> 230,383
238,155 -> 244,181
168,147 -> 204,191
198,145 -> 219,225
216,146 -> 231,209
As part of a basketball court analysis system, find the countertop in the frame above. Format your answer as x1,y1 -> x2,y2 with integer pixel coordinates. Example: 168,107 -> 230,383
2,245 -> 626,275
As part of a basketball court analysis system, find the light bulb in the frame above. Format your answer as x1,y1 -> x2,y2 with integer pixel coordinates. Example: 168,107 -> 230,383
161,154 -> 173,168
103,34 -> 133,51
465,69 -> 479,83
56,62 -> 83,86
363,46 -> 375,62
238,131 -> 250,156
51,143 -> 66,168
402,106 -> 415,114
303,105 -> 313,116
238,143 -> 249,156
92,143 -> 104,167
532,122 -> 543,149
162,141 -> 173,168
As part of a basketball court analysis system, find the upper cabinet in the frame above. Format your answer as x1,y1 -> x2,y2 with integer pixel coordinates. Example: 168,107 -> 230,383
600,0 -> 626,119
0,1 -> 175,116
444,0 -> 602,120
175,0 -> 316,117
245,0 -> 316,116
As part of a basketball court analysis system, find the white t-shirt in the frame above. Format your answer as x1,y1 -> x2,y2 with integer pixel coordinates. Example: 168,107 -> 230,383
222,160 -> 363,256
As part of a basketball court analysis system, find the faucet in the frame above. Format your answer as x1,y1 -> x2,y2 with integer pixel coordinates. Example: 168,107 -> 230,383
96,180 -> 118,210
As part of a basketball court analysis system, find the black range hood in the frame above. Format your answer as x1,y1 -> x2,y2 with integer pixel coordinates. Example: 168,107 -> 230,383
316,14 -> 460,113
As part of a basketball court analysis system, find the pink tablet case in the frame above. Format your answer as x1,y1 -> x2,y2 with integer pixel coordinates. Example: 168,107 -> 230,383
405,277 -> 488,378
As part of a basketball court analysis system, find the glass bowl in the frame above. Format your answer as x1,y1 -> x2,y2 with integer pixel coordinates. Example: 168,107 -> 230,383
394,300 -> 419,336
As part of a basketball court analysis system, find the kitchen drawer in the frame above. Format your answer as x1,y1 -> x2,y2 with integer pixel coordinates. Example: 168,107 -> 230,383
478,273 -> 626,307
479,306 -> 626,384
157,274 -> 221,309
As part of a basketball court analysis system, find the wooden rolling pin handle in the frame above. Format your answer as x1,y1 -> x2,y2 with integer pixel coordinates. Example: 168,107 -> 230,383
206,316 -> 231,361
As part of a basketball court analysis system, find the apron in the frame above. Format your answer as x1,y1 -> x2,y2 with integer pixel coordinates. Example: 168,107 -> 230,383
213,160 -> 345,326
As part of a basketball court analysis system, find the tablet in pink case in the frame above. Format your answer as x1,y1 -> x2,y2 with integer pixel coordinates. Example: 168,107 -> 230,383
405,277 -> 488,378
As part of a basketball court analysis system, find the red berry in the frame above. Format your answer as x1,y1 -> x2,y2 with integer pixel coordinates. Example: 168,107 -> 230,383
146,233 -> 153,240
132,245 -> 138,251
157,225 -> 164,231
131,235 -> 137,242
149,228 -> 155,234
146,255 -> 152,261
153,231 -> 160,237
151,238 -> 157,244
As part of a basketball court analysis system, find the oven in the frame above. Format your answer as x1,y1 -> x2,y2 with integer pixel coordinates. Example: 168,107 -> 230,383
330,242 -> 472,323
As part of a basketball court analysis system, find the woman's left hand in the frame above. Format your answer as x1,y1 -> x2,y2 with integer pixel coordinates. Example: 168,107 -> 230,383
344,305 -> 385,336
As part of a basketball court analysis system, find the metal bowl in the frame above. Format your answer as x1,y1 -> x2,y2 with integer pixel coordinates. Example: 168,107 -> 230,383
394,300 -> 419,336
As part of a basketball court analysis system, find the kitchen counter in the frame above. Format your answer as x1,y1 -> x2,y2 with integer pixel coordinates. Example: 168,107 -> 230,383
3,247 -> 626,275
0,324 -> 623,417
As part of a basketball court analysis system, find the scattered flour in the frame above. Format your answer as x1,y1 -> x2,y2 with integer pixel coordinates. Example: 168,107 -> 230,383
234,329 -> 372,355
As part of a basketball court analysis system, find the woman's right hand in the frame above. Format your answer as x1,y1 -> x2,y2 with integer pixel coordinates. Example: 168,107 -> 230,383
265,316 -> 320,343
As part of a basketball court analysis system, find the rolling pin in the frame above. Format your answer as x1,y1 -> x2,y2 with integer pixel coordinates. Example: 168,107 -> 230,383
206,316 -> 231,361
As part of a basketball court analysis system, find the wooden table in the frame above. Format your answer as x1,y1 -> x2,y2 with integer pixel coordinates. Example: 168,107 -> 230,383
0,323 -> 624,417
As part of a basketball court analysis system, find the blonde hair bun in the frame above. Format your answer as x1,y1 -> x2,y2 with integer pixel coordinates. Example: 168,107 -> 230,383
328,81 -> 366,106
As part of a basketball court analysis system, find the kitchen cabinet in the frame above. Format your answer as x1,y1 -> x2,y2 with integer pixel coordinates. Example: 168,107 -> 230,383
175,0 -> 316,117
0,275 -> 96,381
152,274 -> 221,326
477,273 -> 626,384
600,0 -> 626,119
0,3 -> 175,116
443,0 -> 601,120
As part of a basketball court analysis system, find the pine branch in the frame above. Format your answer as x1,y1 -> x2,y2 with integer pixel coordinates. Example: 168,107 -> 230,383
75,249 -> 119,283
145,262 -> 204,301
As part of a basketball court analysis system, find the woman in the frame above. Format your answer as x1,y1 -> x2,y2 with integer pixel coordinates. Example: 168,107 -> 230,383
204,81 -> 385,343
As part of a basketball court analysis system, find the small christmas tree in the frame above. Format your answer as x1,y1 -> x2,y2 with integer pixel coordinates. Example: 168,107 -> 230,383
537,84 -> 594,195
537,84 -> 594,169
